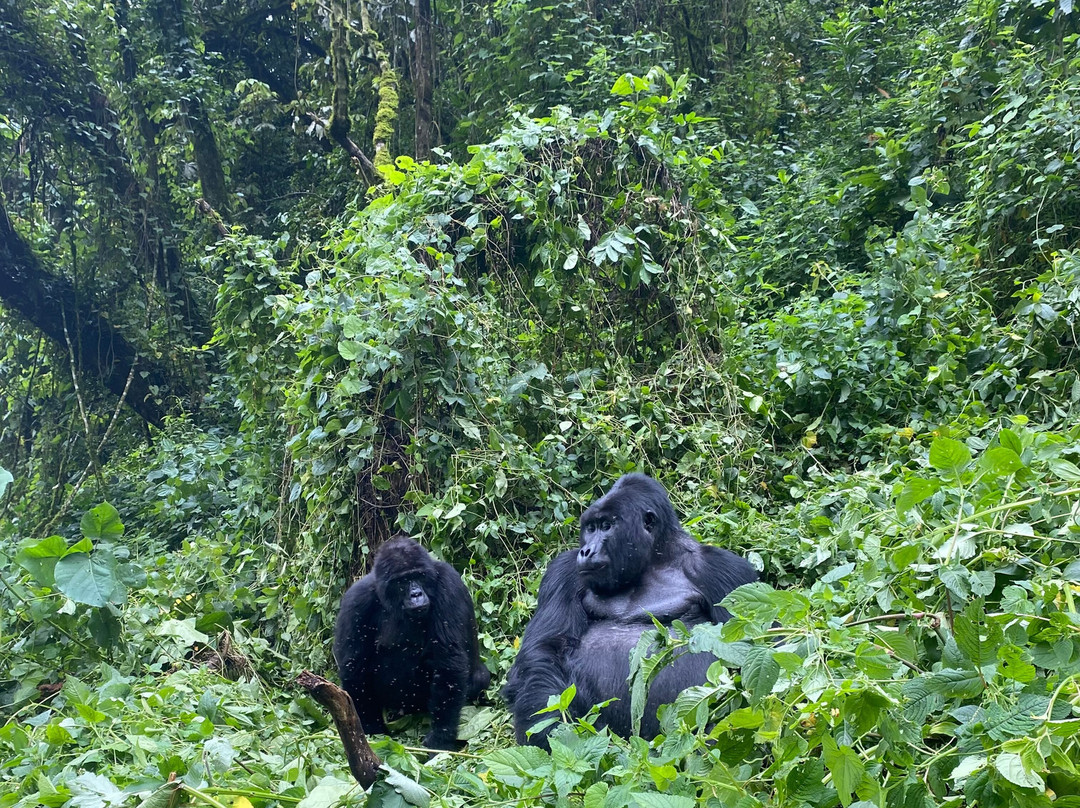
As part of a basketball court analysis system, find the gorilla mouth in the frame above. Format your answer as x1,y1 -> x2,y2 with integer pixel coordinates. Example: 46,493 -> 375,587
578,559 -> 609,579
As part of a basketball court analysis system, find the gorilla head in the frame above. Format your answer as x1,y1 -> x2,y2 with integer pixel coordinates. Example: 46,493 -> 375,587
374,535 -> 433,618
577,473 -> 678,594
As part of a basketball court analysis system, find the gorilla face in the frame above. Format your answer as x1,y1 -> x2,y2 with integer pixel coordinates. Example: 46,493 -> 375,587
577,475 -> 672,594
375,535 -> 434,617
397,577 -> 431,615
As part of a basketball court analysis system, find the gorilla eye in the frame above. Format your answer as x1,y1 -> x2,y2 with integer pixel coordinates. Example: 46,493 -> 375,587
601,520 -> 611,531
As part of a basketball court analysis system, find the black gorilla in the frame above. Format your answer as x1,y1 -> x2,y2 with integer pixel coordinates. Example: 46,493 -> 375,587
504,473 -> 758,745
333,535 -> 491,751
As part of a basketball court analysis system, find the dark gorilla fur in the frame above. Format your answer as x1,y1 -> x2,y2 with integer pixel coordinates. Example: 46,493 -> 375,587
504,473 -> 758,745
333,535 -> 491,750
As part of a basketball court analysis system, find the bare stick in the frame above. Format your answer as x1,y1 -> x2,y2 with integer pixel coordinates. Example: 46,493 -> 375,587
296,671 -> 381,787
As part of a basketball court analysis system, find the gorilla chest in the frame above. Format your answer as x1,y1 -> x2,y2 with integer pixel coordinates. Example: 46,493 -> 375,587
581,564 -> 709,625
569,564 -> 715,733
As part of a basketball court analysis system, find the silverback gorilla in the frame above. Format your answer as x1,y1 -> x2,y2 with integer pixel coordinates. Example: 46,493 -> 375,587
333,535 -> 490,751
504,473 -> 758,745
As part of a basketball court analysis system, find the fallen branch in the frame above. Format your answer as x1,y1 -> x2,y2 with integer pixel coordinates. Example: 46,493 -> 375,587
296,671 -> 381,787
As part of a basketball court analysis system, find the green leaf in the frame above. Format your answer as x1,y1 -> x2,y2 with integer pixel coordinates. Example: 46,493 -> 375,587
979,447 -> 1024,477
611,74 -> 635,96
994,753 -> 1044,790
585,783 -> 609,808
896,477 -> 938,515
632,794 -> 695,808
741,645 -> 780,703
15,535 -> 68,586
1049,458 -> 1080,483
902,676 -> 944,725
88,607 -> 122,647
822,734 -> 865,807
80,502 -> 124,542
382,766 -> 430,808
953,609 -> 1001,667
137,783 -> 182,808
484,747 -> 552,785
929,437 -> 971,478
297,775 -> 358,808
985,695 -> 1045,741
54,551 -> 125,607
337,340 -> 364,361
722,581 -> 782,625
998,428 -> 1024,456
929,668 -> 984,698
951,756 -> 988,783
738,197 -> 760,217
155,619 -> 210,646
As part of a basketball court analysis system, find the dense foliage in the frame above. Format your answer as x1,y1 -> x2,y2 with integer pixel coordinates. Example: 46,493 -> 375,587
2,0 -> 1080,806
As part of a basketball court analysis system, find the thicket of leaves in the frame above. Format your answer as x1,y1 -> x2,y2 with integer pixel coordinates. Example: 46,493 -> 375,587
3,0 -> 1080,806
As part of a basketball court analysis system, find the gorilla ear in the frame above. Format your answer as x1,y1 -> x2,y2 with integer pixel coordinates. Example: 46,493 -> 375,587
643,510 -> 657,533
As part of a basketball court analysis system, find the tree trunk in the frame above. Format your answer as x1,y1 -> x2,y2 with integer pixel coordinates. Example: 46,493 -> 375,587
0,200 -> 178,429
153,0 -> 230,214
412,0 -> 435,159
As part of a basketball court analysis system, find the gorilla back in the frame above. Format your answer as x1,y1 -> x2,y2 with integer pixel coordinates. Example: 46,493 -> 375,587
504,474 -> 757,744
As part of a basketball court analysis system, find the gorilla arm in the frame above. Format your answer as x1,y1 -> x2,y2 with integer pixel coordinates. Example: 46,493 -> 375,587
503,550 -> 588,744
424,561 -> 481,750
682,538 -> 759,623
333,577 -> 389,734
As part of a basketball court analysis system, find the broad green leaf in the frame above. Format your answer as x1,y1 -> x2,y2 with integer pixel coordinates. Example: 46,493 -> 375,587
716,706 -> 766,730
999,428 -> 1024,456
136,783 -> 182,808
985,696 -> 1044,741
929,668 -> 984,698
953,611 -> 1001,667
155,619 -> 210,646
382,766 -> 430,808
1049,458 -> 1080,482
70,773 -> 124,808
80,502 -> 123,542
611,74 -> 635,96
951,756 -> 988,782
902,676 -> 944,725
939,566 -> 970,596
484,747 -> 552,785
632,794 -> 694,808
15,535 -> 68,586
584,782 -> 609,808
741,645 -> 780,703
994,753 -> 1044,790
722,582 -> 781,624
337,340 -> 364,361
54,552 -> 125,607
739,198 -> 760,217
442,503 -> 466,520
896,477 -> 937,515
88,607 -> 122,647
822,734 -> 865,807
979,447 -> 1024,477
929,437 -> 971,477
787,757 -> 831,802
296,775 -> 358,808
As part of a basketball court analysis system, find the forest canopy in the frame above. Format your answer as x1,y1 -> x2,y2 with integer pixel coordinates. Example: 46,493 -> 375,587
2,0 -> 1080,805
